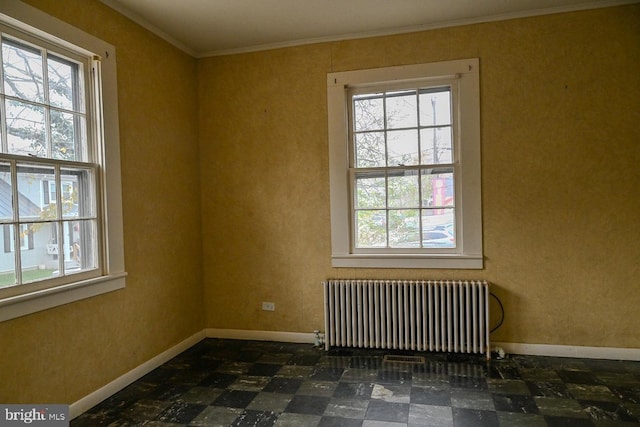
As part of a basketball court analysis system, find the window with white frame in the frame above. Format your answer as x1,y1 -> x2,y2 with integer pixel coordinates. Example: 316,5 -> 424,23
0,2 -> 125,321
327,59 -> 483,269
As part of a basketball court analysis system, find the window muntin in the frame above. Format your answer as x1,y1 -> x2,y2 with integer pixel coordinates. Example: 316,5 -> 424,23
350,85 -> 457,251
0,28 -> 100,289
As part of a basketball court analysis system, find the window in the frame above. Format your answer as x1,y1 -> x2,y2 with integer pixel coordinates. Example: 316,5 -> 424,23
0,2 -> 125,321
327,59 -> 483,269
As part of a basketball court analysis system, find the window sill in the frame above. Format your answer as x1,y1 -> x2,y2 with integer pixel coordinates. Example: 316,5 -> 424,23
0,272 -> 127,322
331,254 -> 483,269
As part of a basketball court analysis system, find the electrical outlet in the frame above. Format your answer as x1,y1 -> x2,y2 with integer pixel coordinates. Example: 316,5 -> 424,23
262,302 -> 275,311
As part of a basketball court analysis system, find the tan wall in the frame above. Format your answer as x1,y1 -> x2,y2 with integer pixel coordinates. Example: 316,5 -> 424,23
0,0 -> 203,403
199,5 -> 640,347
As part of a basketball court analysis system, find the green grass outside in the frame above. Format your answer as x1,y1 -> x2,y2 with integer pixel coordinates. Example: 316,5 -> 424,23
0,269 -> 56,288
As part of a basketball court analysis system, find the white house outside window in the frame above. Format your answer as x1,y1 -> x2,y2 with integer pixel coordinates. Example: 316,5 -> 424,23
0,2 -> 125,322
327,59 -> 483,269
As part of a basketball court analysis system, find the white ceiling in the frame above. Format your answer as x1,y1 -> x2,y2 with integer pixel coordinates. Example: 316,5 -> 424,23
100,0 -> 634,57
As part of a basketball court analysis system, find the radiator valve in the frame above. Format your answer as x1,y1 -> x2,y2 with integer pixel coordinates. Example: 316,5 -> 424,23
313,330 -> 324,348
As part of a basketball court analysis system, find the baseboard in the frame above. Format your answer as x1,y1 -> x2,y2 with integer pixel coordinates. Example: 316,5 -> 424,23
205,328 -> 316,344
493,341 -> 640,361
69,330 -> 206,419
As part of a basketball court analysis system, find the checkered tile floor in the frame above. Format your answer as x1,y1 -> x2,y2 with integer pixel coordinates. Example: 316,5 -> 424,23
72,338 -> 640,426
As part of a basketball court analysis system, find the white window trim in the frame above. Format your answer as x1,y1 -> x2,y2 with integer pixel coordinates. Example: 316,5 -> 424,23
327,59 -> 483,269
0,0 -> 126,322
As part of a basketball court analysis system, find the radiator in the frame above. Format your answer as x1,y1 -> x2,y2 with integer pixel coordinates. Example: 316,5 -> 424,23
323,279 -> 491,359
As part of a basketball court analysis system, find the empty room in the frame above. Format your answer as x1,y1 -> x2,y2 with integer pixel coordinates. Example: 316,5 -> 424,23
0,0 -> 638,425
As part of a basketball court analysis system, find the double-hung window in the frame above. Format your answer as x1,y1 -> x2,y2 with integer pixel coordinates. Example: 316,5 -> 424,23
0,2 -> 125,321
327,59 -> 483,269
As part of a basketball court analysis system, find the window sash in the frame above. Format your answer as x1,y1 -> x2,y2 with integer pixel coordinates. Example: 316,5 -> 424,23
347,81 -> 460,254
0,23 -> 102,293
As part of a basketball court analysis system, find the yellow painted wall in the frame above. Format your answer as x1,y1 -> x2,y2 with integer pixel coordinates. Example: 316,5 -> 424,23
0,1 -> 203,403
199,5 -> 640,347
1,0 -> 639,406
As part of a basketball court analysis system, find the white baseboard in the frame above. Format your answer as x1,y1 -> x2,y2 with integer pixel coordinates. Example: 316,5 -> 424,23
69,330 -> 206,419
205,328 -> 316,344
493,341 -> 640,361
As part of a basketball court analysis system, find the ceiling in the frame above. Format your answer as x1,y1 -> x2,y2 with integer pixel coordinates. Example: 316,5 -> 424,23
100,0 -> 633,57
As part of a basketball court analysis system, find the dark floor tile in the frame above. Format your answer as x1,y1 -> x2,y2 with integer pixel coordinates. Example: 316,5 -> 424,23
451,407 -> 499,427
71,412 -> 119,426
122,399 -> 172,421
410,385 -> 451,406
284,395 -> 330,416
212,390 -> 259,409
544,415 -> 595,426
248,363 -> 283,377
579,400 -> 639,422
289,352 -> 323,366
527,380 -> 571,398
492,394 -> 539,414
558,370 -> 602,385
199,372 -> 238,388
567,384 -> 619,402
258,352 -> 294,364
233,350 -> 264,362
333,382 -> 374,399
488,378 -> 531,395
263,377 -> 303,394
230,409 -> 279,426
311,367 -> 345,381
364,400 -> 409,423
596,372 -> 640,388
488,362 -> 523,380
156,401 -> 206,423
610,386 -> 640,404
145,384 -> 190,401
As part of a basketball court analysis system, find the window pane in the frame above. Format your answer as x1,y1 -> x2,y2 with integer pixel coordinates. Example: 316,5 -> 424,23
0,225 -> 17,287
353,94 -> 384,131
2,40 -> 44,103
20,222 -> 60,283
6,100 -> 47,157
388,169 -> 419,208
355,172 -> 385,209
387,129 -> 419,166
0,162 -> 12,222
419,88 -> 451,126
422,208 -> 455,248
386,91 -> 417,129
355,131 -> 385,168
63,219 -> 97,274
420,127 -> 452,165
421,168 -> 454,208
48,56 -> 82,111
61,167 -> 95,219
389,209 -> 420,248
17,163 -> 54,220
355,210 -> 386,248
51,110 -> 86,161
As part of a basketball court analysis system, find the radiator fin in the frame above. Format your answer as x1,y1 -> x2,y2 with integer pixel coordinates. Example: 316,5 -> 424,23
323,279 -> 490,359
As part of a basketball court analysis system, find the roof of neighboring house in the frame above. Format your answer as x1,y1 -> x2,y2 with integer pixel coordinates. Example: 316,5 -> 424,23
0,178 -> 42,219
